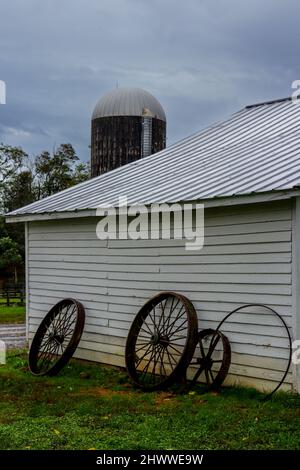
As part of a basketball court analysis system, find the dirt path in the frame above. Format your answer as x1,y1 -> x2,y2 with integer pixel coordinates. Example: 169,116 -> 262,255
0,323 -> 26,349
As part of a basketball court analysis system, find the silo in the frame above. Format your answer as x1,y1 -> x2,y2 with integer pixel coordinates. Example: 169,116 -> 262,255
91,87 -> 166,176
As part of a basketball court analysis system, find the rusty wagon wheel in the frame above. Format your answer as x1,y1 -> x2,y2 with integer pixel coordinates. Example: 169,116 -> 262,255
125,291 -> 199,391
188,328 -> 231,391
29,298 -> 85,376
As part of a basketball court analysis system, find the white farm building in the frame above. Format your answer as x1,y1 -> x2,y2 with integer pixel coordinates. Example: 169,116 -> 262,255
6,96 -> 300,393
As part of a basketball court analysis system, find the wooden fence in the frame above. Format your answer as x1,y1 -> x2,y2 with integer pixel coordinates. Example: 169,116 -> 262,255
0,283 -> 25,306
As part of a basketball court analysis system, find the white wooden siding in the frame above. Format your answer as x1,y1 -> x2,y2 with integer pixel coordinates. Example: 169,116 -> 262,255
27,200 -> 295,392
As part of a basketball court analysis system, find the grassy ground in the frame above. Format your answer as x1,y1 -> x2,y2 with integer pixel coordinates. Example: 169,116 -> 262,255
0,301 -> 25,324
0,351 -> 300,450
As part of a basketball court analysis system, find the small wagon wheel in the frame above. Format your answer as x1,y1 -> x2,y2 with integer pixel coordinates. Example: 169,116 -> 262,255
29,298 -> 85,376
125,292 -> 199,391
188,328 -> 231,391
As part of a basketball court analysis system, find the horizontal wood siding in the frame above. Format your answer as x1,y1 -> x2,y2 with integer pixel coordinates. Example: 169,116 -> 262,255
27,200 -> 294,392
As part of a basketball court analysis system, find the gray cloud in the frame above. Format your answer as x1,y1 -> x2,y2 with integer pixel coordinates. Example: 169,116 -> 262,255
1,0 -> 300,160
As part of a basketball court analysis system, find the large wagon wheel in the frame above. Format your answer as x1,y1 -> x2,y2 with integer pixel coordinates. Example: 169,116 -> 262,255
29,298 -> 85,376
188,328 -> 231,391
125,292 -> 199,391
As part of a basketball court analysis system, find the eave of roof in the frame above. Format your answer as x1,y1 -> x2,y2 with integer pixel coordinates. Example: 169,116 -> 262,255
6,96 -> 300,223
6,188 -> 300,223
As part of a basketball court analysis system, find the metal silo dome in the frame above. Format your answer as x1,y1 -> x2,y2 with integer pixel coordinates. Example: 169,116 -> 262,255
92,87 -> 166,121
91,87 -> 167,177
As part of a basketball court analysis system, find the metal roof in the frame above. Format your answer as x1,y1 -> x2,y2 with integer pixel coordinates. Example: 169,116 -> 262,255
7,96 -> 300,219
92,87 -> 166,121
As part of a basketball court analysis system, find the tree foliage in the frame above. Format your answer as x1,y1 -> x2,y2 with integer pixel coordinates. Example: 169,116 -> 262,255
35,143 -> 89,198
0,144 -> 27,185
3,170 -> 36,213
0,236 -> 22,270
0,142 -> 90,213
0,142 -> 90,281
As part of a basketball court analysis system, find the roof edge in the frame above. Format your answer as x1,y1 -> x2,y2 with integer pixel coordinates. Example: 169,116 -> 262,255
245,96 -> 292,109
6,189 -> 300,223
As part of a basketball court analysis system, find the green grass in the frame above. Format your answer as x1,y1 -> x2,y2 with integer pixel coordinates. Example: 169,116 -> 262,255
0,351 -> 300,450
0,304 -> 25,324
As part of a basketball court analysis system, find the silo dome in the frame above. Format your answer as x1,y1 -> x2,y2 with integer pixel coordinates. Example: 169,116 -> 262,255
91,87 -> 167,177
92,87 -> 166,122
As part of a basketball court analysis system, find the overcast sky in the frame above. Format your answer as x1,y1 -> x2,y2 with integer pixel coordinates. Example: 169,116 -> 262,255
1,0 -> 300,161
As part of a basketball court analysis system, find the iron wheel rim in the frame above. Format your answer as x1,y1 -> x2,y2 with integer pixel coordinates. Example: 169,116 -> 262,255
29,298 -> 85,376
189,328 -> 231,391
125,291 -> 198,391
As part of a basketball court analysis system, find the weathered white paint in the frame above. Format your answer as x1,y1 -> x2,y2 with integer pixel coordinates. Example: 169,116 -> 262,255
25,222 -> 29,341
292,197 -> 300,391
26,200 -> 296,392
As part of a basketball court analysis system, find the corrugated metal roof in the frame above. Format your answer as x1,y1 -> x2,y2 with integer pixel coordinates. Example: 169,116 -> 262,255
7,96 -> 300,219
92,87 -> 166,121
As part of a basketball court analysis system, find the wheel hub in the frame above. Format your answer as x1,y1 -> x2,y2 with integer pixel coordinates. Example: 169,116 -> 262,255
150,332 -> 170,348
197,355 -> 213,369
49,330 -> 65,345
159,335 -> 170,348
150,332 -> 160,345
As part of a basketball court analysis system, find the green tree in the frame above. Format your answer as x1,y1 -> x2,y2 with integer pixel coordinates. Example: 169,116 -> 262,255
0,143 -> 27,184
0,170 -> 35,272
72,162 -> 90,185
0,144 -> 28,213
0,142 -> 90,284
0,237 -> 22,283
0,150 -> 35,272
35,143 -> 89,198
3,170 -> 36,213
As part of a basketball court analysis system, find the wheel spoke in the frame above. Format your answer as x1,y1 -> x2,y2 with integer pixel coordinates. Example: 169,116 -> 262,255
62,316 -> 76,336
199,337 -> 207,357
139,345 -> 157,379
159,348 -> 167,377
165,304 -> 185,335
156,299 -> 167,334
189,364 -> 205,389
139,321 -> 153,336
207,334 -> 221,359
166,348 -> 179,366
38,341 -> 56,371
168,319 -> 188,338
167,343 -> 183,356
204,368 -> 210,385
162,296 -> 176,335
135,343 -> 153,368
135,342 -> 151,354
169,335 -> 188,342
165,348 -> 176,371
60,308 -> 76,333
151,345 -> 161,377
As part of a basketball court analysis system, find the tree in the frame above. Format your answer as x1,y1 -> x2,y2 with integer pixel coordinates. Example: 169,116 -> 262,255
0,144 -> 27,184
0,237 -> 22,283
0,144 -> 28,213
35,143 -> 89,198
72,162 -> 91,185
0,149 -> 35,270
0,142 -> 90,285
3,170 -> 36,213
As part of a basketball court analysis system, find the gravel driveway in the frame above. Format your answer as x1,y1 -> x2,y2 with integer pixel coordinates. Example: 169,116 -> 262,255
0,323 -> 26,349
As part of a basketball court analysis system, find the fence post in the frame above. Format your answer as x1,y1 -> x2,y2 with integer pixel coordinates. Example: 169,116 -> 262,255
6,289 -> 9,307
